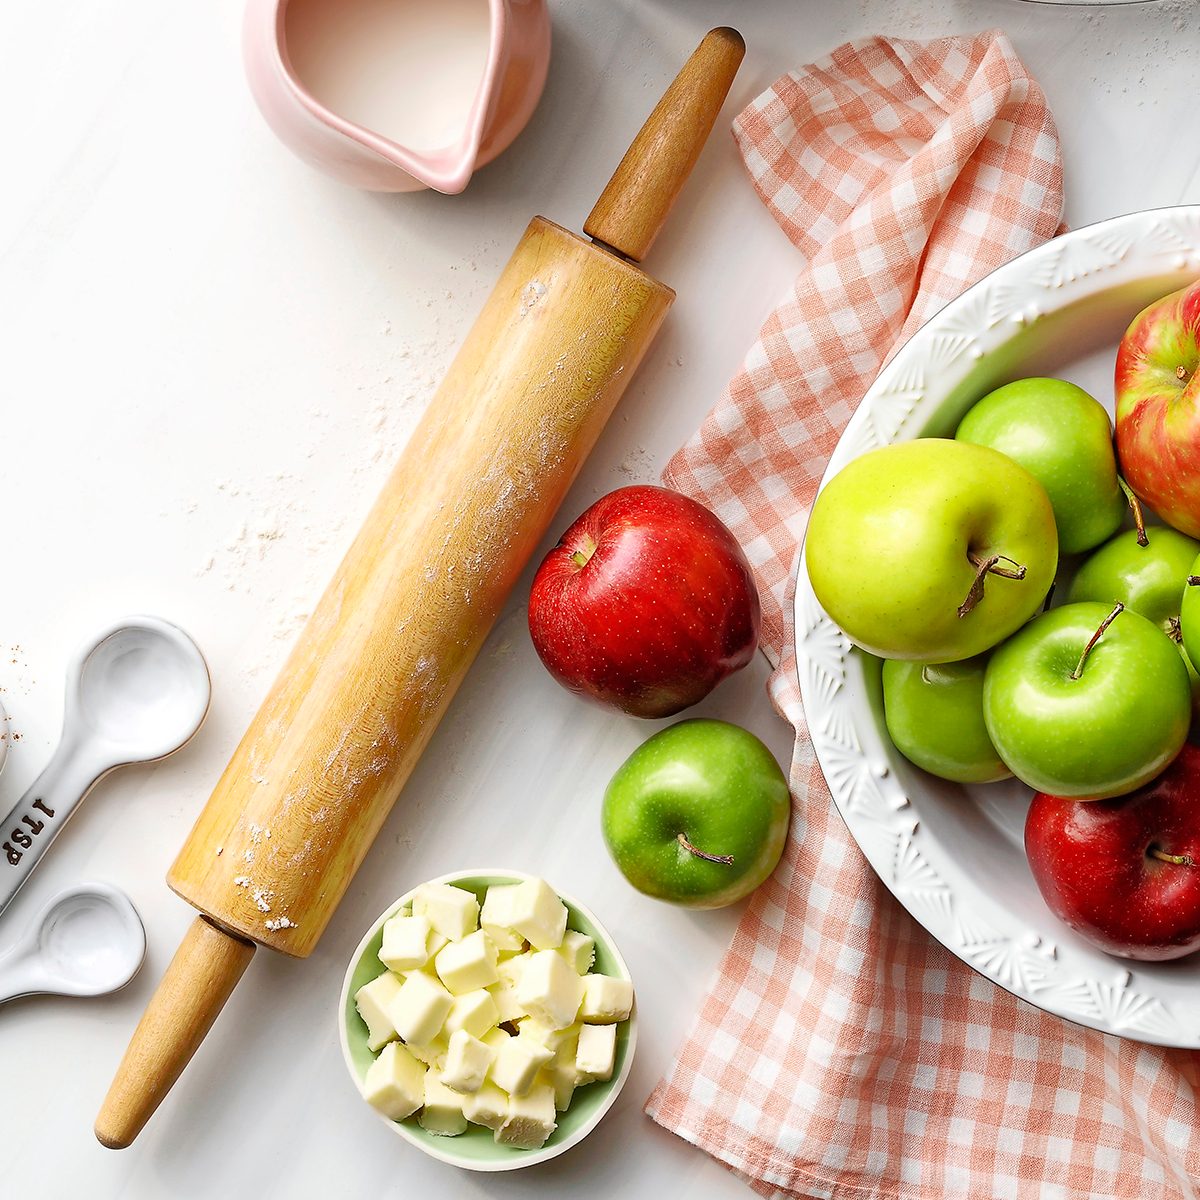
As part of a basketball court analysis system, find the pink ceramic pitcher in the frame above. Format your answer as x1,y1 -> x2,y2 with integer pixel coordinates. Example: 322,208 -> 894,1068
243,0 -> 551,193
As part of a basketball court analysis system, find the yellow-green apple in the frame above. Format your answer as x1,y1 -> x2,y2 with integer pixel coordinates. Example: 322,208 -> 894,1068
1025,745 -> 1200,961
1115,278 -> 1200,536
956,378 -> 1126,554
806,439 -> 1057,662
882,656 -> 1011,784
1069,526 -> 1200,701
528,486 -> 760,719
602,719 -> 790,908
983,602 -> 1190,799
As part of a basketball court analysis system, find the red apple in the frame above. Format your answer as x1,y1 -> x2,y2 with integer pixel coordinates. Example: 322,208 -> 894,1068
1025,745 -> 1200,961
528,485 -> 760,718
1115,278 -> 1200,536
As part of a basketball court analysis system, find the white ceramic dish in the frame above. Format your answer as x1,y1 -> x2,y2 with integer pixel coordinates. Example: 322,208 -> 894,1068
795,205 -> 1200,1046
338,869 -> 637,1170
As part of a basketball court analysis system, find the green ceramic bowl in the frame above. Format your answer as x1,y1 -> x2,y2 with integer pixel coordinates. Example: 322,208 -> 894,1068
338,869 -> 637,1171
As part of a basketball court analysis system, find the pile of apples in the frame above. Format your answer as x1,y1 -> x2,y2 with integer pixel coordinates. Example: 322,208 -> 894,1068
807,277 -> 1200,963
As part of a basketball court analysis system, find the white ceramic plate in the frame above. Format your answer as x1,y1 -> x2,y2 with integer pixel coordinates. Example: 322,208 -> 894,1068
794,206 -> 1200,1046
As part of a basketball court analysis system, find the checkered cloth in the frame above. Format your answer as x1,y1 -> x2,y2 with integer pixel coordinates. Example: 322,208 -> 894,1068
648,30 -> 1200,1200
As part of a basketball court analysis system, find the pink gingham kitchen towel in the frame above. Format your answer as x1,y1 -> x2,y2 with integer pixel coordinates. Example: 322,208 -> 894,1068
648,30 -> 1200,1200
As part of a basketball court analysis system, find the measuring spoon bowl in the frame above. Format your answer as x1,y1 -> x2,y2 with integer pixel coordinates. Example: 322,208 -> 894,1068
73,616 -> 212,766
0,616 -> 211,919
0,882 -> 145,1003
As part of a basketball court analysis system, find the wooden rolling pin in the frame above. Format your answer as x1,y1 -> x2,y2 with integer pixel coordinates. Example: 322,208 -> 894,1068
95,27 -> 745,1148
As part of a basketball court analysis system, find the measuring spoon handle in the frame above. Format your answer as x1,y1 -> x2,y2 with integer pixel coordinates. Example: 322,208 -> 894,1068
0,740 -> 105,920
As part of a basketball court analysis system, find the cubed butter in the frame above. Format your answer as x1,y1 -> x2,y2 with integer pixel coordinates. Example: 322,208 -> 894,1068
435,929 -> 499,994
379,913 -> 433,973
489,1032 -> 554,1097
362,1041 -> 426,1121
575,1022 -> 616,1084
354,970 -> 403,1052
487,981 -> 523,1024
540,1059 -> 576,1113
579,974 -> 634,1024
556,929 -> 595,974
443,988 -> 499,1040
517,949 -> 584,1030
505,878 -> 568,950
462,1081 -> 509,1131
412,882 -> 480,942
419,1073 -> 468,1137
442,1029 -> 496,1094
496,1081 -> 557,1150
387,969 -> 453,1045
479,884 -> 526,952
517,1017 -> 576,1052
405,1036 -> 448,1070
542,1024 -> 580,1112
481,1026 -> 511,1053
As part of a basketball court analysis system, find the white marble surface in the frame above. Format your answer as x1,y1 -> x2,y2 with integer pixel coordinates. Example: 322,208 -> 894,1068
0,1 -> 1196,1197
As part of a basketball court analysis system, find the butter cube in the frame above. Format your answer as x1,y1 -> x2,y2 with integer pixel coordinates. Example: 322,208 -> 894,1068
481,1026 -> 511,1054
506,878 -> 568,950
517,1017 -> 576,1052
354,970 -> 403,1052
435,929 -> 499,994
579,974 -> 634,1024
479,884 -> 527,952
379,913 -> 433,973
545,1025 -> 580,1111
413,883 -> 480,942
490,1032 -> 554,1097
387,969 -> 453,1045
362,1041 -> 426,1121
462,1081 -> 509,1131
497,950 -> 530,990
419,1073 -> 468,1137
443,989 -> 499,1040
556,929 -> 595,974
496,1081 -> 557,1149
487,979 -> 524,1024
406,1037 -> 448,1070
540,1060 -> 576,1113
575,1022 -> 616,1084
442,1030 -> 497,1094
428,930 -> 450,959
517,949 -> 584,1030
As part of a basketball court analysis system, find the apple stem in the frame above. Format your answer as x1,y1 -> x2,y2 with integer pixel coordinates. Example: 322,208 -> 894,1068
1169,616 -> 1184,643
1070,602 -> 1123,680
677,832 -> 734,866
1117,477 -> 1149,547
568,535 -> 598,570
1189,576 -> 1200,588
1149,846 -> 1194,867
958,552 -> 1027,619
1177,365 -> 1191,384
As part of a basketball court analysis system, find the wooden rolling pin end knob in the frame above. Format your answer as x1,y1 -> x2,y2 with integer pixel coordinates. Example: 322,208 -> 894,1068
584,26 -> 746,263
94,916 -> 256,1149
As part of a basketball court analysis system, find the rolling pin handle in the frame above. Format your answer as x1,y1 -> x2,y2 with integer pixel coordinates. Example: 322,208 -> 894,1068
94,916 -> 256,1149
584,26 -> 745,263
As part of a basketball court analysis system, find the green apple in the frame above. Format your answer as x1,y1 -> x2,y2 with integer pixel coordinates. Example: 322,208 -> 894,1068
956,378 -> 1125,554
1179,549 -> 1200,678
806,439 -> 1057,663
983,602 -> 1190,799
1068,526 -> 1200,700
601,719 -> 790,908
882,656 -> 1011,783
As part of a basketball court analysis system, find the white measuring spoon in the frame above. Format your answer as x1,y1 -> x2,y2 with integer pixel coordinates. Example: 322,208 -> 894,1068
0,882 -> 145,1002
0,616 -> 211,919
